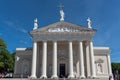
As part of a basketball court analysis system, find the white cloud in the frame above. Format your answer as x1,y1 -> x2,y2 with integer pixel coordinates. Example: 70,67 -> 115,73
4,20 -> 28,34
4,20 -> 14,27
20,40 -> 28,44
17,27 -> 28,33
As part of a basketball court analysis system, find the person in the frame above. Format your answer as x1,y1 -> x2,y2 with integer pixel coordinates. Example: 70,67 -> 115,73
109,75 -> 114,80
28,75 -> 30,80
0,73 -> 2,78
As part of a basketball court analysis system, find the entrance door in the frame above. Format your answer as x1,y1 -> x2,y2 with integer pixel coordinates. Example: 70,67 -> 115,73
59,64 -> 66,78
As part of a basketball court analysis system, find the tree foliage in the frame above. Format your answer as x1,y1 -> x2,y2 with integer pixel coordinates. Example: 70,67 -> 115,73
112,63 -> 120,71
0,39 -> 6,50
0,38 -> 14,73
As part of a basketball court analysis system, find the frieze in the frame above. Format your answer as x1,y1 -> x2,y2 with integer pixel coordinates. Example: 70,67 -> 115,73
47,26 -> 80,32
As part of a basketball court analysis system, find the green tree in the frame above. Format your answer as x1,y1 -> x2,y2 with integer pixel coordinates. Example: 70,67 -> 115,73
112,63 -> 120,70
0,38 -> 14,73
0,38 -> 6,50
0,38 -> 6,70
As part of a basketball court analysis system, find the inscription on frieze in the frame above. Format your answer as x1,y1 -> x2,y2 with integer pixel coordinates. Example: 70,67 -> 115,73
47,26 -> 80,32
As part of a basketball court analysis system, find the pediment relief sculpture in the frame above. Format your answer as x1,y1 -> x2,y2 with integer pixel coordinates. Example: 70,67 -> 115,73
47,26 -> 79,32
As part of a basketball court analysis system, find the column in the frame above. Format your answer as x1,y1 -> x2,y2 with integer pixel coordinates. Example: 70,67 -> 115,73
89,41 -> 96,78
40,41 -> 47,78
31,42 -> 37,78
68,41 -> 74,78
51,41 -> 58,78
79,41 -> 85,78
14,56 -> 18,74
107,54 -> 112,75
85,42 -> 91,78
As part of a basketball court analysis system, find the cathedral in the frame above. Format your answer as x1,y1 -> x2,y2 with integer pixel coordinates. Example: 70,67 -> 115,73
14,7 -> 112,79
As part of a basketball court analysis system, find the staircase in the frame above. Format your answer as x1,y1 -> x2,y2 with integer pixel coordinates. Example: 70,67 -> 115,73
0,78 -> 109,80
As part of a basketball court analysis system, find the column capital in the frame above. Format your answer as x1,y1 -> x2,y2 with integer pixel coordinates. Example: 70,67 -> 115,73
53,40 -> 57,42
107,53 -> 110,56
84,41 -> 90,46
42,40 -> 47,42
32,41 -> 37,45
67,40 -> 73,42
88,40 -> 94,43
77,40 -> 83,42
68,41 -> 73,44
33,41 -> 37,42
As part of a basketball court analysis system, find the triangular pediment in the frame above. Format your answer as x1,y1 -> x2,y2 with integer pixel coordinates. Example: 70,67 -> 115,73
30,21 -> 96,34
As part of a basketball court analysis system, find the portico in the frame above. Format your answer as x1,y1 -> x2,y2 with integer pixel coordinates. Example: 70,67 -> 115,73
30,37 -> 96,79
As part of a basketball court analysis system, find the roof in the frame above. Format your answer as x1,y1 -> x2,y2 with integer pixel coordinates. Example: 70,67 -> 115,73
94,47 -> 110,54
30,21 -> 96,34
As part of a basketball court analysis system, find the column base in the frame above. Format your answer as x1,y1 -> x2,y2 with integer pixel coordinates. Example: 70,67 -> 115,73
87,76 -> 91,78
80,76 -> 85,79
51,75 -> 58,79
30,75 -> 37,79
40,75 -> 47,79
68,75 -> 74,79
91,76 -> 96,79
109,74 -> 114,80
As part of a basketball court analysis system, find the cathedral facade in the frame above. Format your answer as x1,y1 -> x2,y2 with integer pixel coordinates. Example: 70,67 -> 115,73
14,18 -> 112,79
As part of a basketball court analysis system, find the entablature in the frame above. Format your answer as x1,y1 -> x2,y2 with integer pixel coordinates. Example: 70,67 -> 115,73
32,33 -> 93,42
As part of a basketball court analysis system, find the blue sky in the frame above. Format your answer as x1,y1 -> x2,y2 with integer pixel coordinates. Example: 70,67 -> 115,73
0,0 -> 120,62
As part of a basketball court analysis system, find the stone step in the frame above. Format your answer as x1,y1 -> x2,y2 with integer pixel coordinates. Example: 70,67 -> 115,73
0,78 -> 109,80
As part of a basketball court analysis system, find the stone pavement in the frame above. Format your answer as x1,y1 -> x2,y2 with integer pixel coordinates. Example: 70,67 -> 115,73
0,78 -> 109,80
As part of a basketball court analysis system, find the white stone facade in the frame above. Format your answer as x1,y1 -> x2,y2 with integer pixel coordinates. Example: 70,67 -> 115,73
14,21 -> 112,79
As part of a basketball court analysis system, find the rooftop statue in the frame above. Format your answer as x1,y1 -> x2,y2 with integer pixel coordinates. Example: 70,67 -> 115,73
60,10 -> 64,21
58,3 -> 65,21
87,17 -> 92,28
33,18 -> 38,30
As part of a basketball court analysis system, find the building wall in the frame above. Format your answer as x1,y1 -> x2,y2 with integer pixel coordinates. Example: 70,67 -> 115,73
37,41 -> 79,78
94,55 -> 109,76
14,44 -> 110,78
14,48 -> 32,78
94,47 -> 110,78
